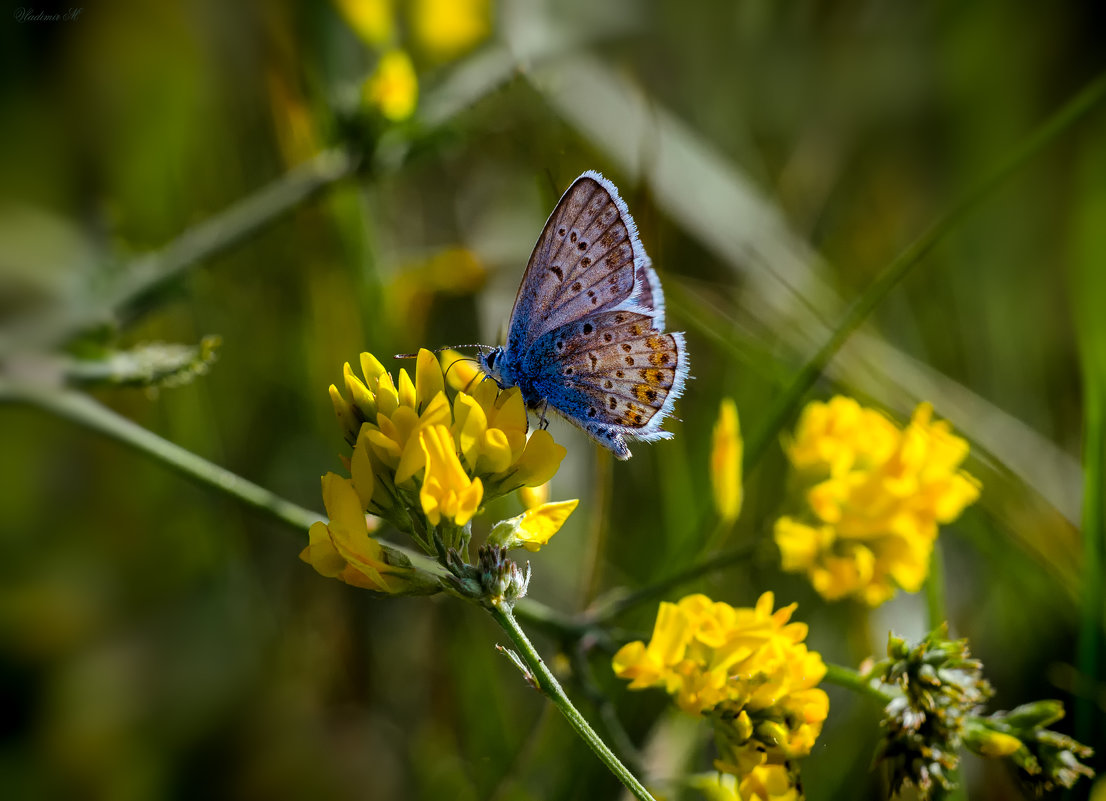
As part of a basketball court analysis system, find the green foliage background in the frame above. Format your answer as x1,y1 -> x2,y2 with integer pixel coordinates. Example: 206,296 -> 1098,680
1,1 -> 1103,799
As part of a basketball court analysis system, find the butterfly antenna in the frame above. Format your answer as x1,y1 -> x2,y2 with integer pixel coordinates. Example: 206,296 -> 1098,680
393,344 -> 490,359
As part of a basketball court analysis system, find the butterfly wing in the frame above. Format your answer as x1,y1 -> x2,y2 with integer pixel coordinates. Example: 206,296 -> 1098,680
634,256 -> 666,329
521,311 -> 689,459
505,171 -> 659,356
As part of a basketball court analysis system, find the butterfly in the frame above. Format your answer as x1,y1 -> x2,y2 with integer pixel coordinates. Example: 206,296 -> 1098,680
478,171 -> 689,460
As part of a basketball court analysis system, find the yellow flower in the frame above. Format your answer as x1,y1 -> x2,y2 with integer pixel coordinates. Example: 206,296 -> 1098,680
970,729 -> 1023,758
775,397 -> 980,605
410,0 -> 491,61
419,424 -> 483,526
613,593 -> 828,785
737,765 -> 801,801
439,349 -> 482,392
488,499 -> 579,552
508,429 -> 567,489
453,382 -> 528,475
363,48 -> 418,121
322,348 -> 568,560
333,0 -> 395,47
687,767 -> 799,801
301,473 -> 436,594
711,398 -> 743,523
335,349 -> 452,490
517,481 -> 550,510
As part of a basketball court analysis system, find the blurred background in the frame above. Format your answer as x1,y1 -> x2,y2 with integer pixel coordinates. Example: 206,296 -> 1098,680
1,0 -> 1103,798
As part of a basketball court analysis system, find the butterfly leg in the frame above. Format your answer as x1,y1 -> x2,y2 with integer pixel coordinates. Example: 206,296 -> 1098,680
538,400 -> 550,430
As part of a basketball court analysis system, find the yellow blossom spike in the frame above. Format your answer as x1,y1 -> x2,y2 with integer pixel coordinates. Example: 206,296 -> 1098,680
360,352 -> 388,390
488,499 -> 579,552
421,391 -> 453,426
415,348 -> 445,411
302,475 -> 438,595
471,377 -> 499,408
302,522 -> 349,578
344,362 -> 378,422
710,398 -> 743,524
451,391 -> 488,467
350,436 -> 376,510
510,430 -> 567,488
302,473 -> 390,591
329,383 -> 360,445
440,349 -> 481,392
397,368 -> 417,409
366,426 -> 403,466
479,428 -> 515,474
375,371 -> 400,417
419,425 -> 483,526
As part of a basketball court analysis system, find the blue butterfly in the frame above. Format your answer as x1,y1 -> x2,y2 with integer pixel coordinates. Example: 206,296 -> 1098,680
479,171 -> 689,459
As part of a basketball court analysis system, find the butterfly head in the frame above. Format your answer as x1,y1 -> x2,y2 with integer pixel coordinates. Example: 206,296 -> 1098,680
477,346 -> 512,390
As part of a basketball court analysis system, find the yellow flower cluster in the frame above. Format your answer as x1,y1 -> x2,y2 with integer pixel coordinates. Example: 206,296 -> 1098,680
774,397 -> 980,606
692,764 -> 800,801
335,0 -> 493,121
613,593 -> 828,788
302,349 -> 568,592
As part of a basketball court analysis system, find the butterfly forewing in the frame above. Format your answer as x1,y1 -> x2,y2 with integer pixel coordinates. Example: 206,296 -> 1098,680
507,173 -> 649,352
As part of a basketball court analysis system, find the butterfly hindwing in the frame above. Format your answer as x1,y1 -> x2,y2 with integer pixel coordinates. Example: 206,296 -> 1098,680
521,311 -> 688,458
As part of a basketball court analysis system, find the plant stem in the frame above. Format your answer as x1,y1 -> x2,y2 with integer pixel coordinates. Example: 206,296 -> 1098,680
925,541 -> 948,632
585,542 -> 759,625
822,663 -> 893,704
488,601 -> 657,801
743,69 -> 1106,473
4,380 -> 449,577
9,148 -> 360,358
2,381 -> 322,531
1070,133 -> 1106,747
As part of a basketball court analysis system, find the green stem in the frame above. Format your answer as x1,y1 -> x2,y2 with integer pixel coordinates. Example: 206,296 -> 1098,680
822,663 -> 893,704
743,69 -> 1106,472
925,541 -> 948,632
110,148 -> 361,324
1075,330 -> 1104,746
585,542 -> 758,625
9,149 -> 360,357
488,601 -> 657,801
2,381 -> 322,530
3,380 -> 449,577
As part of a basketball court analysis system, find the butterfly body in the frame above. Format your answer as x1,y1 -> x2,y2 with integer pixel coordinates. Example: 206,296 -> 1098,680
479,171 -> 688,460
